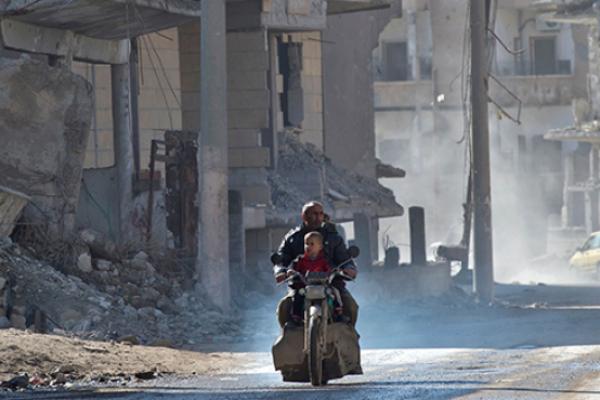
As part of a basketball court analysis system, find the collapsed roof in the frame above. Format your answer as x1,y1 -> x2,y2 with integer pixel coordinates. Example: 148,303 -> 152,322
267,132 -> 404,226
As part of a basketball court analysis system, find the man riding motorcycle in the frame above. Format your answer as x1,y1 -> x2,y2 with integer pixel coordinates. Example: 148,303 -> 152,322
273,201 -> 359,328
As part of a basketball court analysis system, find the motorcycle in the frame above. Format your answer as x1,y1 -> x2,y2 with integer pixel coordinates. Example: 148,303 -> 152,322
270,246 -> 362,386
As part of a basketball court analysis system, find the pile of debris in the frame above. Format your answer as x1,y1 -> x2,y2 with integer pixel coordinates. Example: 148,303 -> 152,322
0,229 -> 241,347
267,131 -> 403,225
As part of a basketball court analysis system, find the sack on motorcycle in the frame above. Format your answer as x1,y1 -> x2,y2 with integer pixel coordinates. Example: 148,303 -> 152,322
272,323 -> 362,382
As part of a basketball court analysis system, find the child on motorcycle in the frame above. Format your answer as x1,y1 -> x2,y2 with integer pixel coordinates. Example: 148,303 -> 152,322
287,231 -> 347,325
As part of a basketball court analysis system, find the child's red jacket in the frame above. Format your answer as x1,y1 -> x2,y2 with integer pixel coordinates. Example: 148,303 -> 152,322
292,251 -> 331,275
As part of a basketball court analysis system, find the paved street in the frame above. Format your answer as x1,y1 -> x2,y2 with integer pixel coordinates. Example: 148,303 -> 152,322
6,346 -> 600,399
6,280 -> 600,399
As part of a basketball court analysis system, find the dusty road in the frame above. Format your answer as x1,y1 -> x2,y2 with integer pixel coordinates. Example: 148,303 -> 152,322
4,278 -> 600,399
4,344 -> 600,399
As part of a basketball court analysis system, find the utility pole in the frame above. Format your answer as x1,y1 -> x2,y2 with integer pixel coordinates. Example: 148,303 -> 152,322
470,0 -> 494,302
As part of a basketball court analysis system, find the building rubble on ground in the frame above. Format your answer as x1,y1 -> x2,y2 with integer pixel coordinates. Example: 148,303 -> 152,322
0,0 -> 406,337
0,235 -> 240,346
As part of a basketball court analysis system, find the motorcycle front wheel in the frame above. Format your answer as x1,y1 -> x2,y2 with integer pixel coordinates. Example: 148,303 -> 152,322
308,314 -> 324,386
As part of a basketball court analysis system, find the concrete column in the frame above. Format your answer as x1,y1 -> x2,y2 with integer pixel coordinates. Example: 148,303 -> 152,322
409,206 -> 426,266
197,0 -> 230,311
353,213 -> 373,269
585,189 -> 593,235
111,63 -> 134,241
590,146 -> 599,232
562,153 -> 574,228
130,38 -> 141,180
229,190 -> 245,275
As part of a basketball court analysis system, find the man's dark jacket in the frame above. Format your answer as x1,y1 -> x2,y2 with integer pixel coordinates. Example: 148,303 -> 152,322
275,222 -> 356,273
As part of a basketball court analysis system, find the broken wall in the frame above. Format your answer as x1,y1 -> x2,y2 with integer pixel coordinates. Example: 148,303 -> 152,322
322,6 -> 401,177
0,57 -> 93,238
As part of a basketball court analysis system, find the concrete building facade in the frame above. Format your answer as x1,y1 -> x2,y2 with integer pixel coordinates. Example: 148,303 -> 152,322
0,0 -> 403,308
373,0 -> 588,269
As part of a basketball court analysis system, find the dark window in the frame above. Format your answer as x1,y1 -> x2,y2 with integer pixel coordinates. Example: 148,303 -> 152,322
383,41 -> 409,81
531,36 -> 556,75
277,37 -> 304,128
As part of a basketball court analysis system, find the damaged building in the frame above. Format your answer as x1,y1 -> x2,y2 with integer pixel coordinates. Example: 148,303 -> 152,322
372,0 -> 588,264
541,0 -> 600,251
0,0 -> 403,329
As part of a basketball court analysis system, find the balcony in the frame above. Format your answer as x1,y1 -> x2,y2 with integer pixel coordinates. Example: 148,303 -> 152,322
374,73 -> 581,110
492,58 -> 572,77
489,74 -> 582,107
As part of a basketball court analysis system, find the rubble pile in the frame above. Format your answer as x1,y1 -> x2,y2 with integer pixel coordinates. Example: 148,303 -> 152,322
0,232 -> 241,347
268,131 -> 402,223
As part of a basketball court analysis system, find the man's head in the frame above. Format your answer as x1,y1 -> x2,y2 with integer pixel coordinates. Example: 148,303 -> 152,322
304,231 -> 324,258
301,201 -> 325,230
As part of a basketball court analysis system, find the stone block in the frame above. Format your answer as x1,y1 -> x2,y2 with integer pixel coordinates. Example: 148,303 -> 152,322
227,52 -> 269,71
239,184 -> 271,205
229,147 -> 271,168
228,89 -> 270,110
303,40 -> 321,58
302,112 -> 323,131
228,108 -> 269,129
227,31 -> 267,53
305,94 -> 322,113
77,253 -> 93,273
229,168 -> 269,188
228,129 -> 262,147
228,70 -> 268,91
243,206 -> 266,229
303,58 -> 321,76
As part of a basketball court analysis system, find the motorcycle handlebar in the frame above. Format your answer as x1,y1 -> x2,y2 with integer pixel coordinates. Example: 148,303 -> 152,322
277,268 -> 355,286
